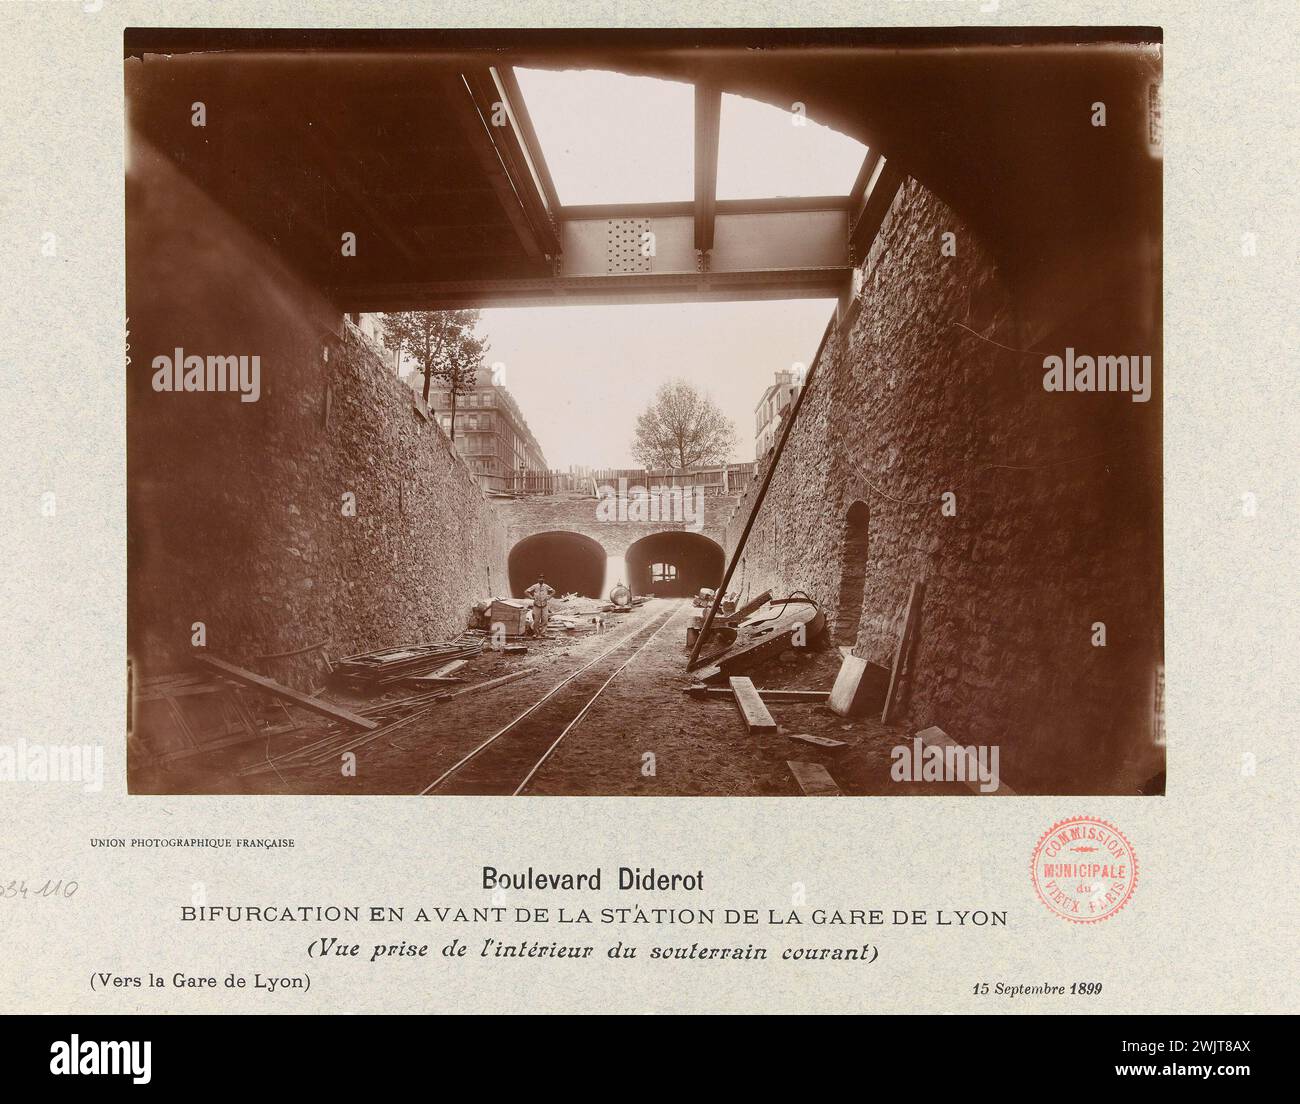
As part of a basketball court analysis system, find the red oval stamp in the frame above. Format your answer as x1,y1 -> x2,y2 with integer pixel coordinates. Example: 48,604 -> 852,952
1031,816 -> 1137,923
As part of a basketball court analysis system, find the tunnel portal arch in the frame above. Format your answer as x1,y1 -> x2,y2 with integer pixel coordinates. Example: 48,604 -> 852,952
508,531 -> 607,598
624,532 -> 725,599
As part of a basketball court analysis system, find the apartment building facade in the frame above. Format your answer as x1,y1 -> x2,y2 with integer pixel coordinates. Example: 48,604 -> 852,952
754,368 -> 802,459
419,366 -> 549,491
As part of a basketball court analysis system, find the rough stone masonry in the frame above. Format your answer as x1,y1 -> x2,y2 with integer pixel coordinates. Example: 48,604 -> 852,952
724,177 -> 1162,794
127,136 -> 509,689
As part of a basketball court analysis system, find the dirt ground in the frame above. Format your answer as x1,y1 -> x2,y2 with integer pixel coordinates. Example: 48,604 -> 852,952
529,600 -> 971,797
134,596 -> 972,797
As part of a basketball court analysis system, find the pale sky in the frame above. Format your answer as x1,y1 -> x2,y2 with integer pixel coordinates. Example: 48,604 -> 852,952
478,299 -> 836,470
466,72 -> 860,470
514,68 -> 867,204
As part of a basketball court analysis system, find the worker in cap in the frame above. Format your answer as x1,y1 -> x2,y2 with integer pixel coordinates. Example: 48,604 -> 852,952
524,573 -> 556,635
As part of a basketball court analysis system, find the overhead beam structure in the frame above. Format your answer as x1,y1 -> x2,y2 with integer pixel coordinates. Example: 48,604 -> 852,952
442,67 -> 562,262
693,84 -> 722,258
347,197 -> 856,310
127,42 -> 924,312
128,26 -> 1163,307
848,150 -> 905,263
337,78 -> 907,311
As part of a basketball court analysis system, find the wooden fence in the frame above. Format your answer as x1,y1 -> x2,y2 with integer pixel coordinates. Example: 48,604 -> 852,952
481,464 -> 756,497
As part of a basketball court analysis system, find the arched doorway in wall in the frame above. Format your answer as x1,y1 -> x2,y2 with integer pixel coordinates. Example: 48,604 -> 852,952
835,501 -> 870,647
624,532 -> 725,598
507,531 -> 607,598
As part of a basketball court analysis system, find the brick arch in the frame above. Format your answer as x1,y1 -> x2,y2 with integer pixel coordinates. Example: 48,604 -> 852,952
508,531 -> 607,599
490,494 -> 741,562
625,532 -> 725,598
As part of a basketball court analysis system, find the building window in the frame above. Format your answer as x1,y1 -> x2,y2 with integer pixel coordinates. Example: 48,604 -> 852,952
651,563 -> 677,583
479,413 -> 491,430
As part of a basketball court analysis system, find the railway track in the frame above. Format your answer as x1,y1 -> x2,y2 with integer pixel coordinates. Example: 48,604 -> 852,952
419,600 -> 684,796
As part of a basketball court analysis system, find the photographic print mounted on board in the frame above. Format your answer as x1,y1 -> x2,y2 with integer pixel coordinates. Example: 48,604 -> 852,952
124,27 -> 1163,798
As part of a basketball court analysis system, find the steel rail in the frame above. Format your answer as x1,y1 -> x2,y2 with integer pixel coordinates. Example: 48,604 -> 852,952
513,603 -> 683,796
418,602 -> 681,796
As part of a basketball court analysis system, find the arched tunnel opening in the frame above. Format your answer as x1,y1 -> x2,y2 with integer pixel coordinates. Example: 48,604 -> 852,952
508,531 -> 607,599
625,532 -> 725,599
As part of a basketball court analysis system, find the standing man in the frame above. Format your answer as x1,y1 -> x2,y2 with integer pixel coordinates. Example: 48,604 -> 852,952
525,573 -> 555,635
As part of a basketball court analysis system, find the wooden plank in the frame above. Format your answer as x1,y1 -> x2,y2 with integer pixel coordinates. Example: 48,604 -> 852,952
828,656 -> 891,718
829,655 -> 867,716
727,589 -> 773,623
729,677 -> 778,734
137,680 -> 226,701
156,728 -> 267,764
428,659 -> 468,678
881,581 -> 925,724
684,686 -> 829,703
916,726 -> 1017,796
298,668 -> 542,769
787,732 -> 847,748
787,760 -> 842,796
439,668 -> 536,701
195,656 -> 378,731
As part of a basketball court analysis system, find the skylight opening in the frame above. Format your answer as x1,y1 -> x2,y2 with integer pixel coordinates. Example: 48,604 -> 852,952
512,68 -> 695,205
715,93 -> 867,200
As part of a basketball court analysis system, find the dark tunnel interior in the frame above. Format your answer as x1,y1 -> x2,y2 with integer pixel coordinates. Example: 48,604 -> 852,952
624,532 -> 725,598
508,531 -> 607,598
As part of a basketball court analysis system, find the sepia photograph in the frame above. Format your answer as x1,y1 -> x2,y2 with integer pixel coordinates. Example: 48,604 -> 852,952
6,0 -> 1300,1040
125,26 -> 1163,798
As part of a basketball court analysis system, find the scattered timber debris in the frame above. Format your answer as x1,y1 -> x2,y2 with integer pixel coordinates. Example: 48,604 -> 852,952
474,596 -> 608,637
881,581 -> 925,724
786,732 -> 847,748
787,760 -> 842,796
683,685 -> 828,703
237,668 -> 540,778
827,655 -> 892,718
400,675 -> 467,690
438,668 -> 536,701
690,596 -> 825,682
914,726 -> 1018,795
729,677 -> 778,734
195,656 -> 378,731
333,638 -> 484,692
133,672 -> 262,762
726,590 -> 771,623
687,338 -> 821,672
693,588 -> 738,613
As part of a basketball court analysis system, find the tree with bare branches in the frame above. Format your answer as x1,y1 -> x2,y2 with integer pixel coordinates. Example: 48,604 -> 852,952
631,379 -> 737,471
382,309 -> 488,436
